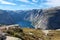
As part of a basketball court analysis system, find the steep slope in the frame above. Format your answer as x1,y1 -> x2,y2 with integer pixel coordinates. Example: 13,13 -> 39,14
7,9 -> 42,28
34,7 -> 60,29
0,10 -> 14,25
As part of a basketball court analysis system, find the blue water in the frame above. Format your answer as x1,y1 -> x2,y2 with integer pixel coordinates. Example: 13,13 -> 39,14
16,20 -> 34,28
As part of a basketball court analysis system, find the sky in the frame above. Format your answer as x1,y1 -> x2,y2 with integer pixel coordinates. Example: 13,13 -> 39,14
0,0 -> 60,10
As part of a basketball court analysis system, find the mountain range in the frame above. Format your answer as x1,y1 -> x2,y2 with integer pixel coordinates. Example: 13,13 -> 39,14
0,7 -> 60,29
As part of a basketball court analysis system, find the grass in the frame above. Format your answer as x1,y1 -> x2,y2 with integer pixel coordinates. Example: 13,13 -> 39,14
2,27 -> 60,40
47,30 -> 60,40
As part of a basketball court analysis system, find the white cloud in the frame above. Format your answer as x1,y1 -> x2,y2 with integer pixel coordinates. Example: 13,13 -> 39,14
32,0 -> 38,2
18,0 -> 35,4
19,0 -> 38,3
0,0 -> 16,5
44,0 -> 60,7
19,0 -> 30,3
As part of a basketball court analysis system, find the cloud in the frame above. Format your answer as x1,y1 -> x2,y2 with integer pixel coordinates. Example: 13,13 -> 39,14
18,0 -> 36,4
19,0 -> 38,3
19,0 -> 30,3
32,0 -> 38,2
0,0 -> 16,5
44,0 -> 60,7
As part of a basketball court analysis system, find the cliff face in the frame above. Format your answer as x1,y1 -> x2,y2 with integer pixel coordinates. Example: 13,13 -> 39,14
34,7 -> 60,29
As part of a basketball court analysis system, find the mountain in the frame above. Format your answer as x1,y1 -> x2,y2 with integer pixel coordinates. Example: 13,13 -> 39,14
0,10 -> 14,25
0,7 -> 60,29
0,9 -> 42,28
34,7 -> 60,30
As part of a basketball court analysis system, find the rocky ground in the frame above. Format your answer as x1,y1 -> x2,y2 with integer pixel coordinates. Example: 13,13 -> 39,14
0,25 -> 60,40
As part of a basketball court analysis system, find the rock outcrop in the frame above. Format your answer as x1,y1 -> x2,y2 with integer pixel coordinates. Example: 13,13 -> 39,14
34,7 -> 60,29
